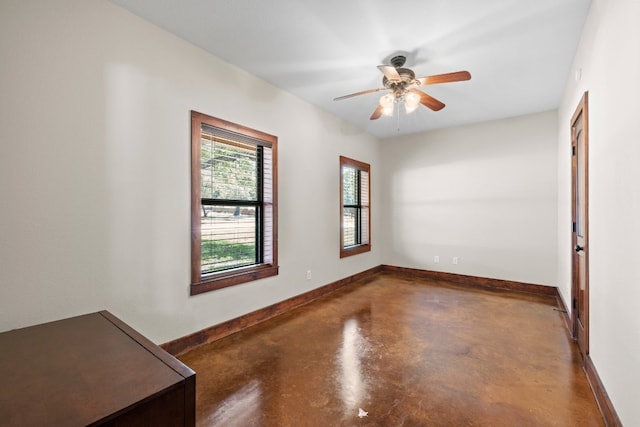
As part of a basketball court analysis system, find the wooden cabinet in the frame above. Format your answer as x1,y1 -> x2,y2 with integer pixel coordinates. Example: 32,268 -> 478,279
0,311 -> 195,426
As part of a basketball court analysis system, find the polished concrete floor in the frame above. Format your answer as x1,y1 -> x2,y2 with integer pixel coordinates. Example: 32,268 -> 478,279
180,274 -> 604,426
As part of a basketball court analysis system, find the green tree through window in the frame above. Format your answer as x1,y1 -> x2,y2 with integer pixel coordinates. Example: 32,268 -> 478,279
200,138 -> 259,273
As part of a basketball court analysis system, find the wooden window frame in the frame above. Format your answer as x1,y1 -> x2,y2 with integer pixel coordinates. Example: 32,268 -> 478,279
340,156 -> 371,258
191,111 -> 278,295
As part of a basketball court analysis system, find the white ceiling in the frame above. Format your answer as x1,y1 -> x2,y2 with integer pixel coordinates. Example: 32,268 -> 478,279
111,0 -> 591,139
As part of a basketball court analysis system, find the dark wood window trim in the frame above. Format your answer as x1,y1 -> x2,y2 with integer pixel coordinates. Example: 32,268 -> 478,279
191,111 -> 278,295
340,156 -> 371,258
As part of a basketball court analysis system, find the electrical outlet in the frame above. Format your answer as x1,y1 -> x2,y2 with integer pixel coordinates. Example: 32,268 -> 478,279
306,270 -> 312,280
434,255 -> 440,264
452,257 -> 459,265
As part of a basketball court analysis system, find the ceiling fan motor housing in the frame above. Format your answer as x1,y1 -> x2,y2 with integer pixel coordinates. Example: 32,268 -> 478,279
382,67 -> 417,98
390,55 -> 407,68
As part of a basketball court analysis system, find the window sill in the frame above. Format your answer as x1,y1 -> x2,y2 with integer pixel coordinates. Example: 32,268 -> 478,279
340,244 -> 371,258
190,264 -> 279,295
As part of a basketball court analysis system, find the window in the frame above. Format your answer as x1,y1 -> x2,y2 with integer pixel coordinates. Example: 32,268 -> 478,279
340,156 -> 371,258
191,111 -> 278,295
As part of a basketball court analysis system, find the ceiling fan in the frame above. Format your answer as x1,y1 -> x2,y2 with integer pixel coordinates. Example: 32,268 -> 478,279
334,55 -> 471,120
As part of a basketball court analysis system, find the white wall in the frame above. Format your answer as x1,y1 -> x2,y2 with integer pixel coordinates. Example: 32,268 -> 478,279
0,0 -> 381,343
557,0 -> 640,424
381,111 -> 558,286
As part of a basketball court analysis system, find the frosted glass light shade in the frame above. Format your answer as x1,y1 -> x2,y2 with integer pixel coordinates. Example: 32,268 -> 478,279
404,91 -> 420,114
380,93 -> 394,116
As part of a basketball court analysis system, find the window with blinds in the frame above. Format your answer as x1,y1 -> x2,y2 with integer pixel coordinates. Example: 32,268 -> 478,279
191,111 -> 278,295
340,156 -> 371,258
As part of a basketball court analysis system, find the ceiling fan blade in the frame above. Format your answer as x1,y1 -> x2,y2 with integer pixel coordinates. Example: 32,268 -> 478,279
414,90 -> 445,111
333,87 -> 386,101
370,105 -> 384,120
417,71 -> 471,86
377,65 -> 401,82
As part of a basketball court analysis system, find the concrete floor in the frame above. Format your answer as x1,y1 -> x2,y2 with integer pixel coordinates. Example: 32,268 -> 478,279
180,274 -> 604,426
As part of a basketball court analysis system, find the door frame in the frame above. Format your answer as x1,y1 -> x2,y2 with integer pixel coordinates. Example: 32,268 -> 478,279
571,91 -> 589,359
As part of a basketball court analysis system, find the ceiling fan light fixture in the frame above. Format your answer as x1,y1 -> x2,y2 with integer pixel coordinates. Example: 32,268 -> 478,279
379,93 -> 395,116
404,91 -> 420,114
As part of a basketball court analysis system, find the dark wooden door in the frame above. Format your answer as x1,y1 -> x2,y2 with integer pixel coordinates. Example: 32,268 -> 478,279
571,92 -> 589,361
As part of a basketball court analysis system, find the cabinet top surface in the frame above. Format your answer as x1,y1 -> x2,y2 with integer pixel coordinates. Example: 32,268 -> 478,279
0,312 -> 190,426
